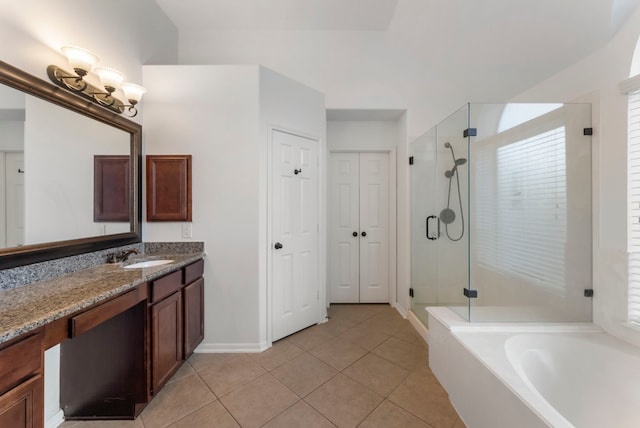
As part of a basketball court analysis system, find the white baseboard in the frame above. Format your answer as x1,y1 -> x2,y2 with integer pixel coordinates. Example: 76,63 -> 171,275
45,409 -> 64,428
407,310 -> 429,345
195,341 -> 269,353
395,303 -> 408,318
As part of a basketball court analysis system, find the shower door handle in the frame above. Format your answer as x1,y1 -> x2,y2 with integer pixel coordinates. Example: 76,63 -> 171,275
426,215 -> 438,240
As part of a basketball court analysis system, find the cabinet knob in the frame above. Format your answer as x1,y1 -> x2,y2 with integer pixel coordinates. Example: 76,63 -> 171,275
274,242 -> 283,250
361,231 -> 367,237
352,232 -> 358,237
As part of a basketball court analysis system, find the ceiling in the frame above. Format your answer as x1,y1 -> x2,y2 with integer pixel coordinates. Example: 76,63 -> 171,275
154,0 -> 400,31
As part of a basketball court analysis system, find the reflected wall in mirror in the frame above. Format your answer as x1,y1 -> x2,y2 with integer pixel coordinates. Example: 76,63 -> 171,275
0,61 -> 141,269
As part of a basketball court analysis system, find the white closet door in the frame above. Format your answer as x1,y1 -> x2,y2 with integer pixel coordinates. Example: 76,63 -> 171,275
328,153 -> 360,303
6,152 -> 25,247
359,153 -> 389,303
328,152 -> 389,303
272,130 -> 320,341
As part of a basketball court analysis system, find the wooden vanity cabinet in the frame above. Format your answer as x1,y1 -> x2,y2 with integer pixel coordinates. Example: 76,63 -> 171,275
0,330 -> 43,428
150,290 -> 183,393
149,259 -> 204,394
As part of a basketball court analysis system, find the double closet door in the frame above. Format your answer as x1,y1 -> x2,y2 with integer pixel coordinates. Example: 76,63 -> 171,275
329,152 -> 390,303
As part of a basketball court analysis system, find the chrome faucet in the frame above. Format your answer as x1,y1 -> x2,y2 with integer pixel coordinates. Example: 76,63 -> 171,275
107,248 -> 140,263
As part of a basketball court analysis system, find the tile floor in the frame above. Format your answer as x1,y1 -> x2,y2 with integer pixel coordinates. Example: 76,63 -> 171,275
61,304 -> 466,428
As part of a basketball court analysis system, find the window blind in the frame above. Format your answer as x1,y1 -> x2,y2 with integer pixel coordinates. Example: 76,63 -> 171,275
476,127 -> 567,293
627,90 -> 640,324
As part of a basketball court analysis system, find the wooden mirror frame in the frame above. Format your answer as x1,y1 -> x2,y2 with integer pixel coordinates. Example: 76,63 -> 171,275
0,60 -> 141,269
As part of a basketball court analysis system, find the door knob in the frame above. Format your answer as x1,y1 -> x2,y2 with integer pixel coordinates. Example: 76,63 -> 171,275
352,232 -> 358,237
294,169 -> 302,175
361,231 -> 367,237
274,242 -> 283,250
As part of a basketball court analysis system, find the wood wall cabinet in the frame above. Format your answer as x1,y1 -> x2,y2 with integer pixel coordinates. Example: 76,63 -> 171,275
0,331 -> 43,428
146,155 -> 192,222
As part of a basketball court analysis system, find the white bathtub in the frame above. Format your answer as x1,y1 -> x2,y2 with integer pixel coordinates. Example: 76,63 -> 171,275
427,307 -> 640,428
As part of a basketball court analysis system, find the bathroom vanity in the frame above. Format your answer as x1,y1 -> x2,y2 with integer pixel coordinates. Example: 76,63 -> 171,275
0,254 -> 204,427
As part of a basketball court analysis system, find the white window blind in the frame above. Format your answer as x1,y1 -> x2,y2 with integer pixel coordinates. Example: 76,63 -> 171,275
627,90 -> 640,324
476,127 -> 567,293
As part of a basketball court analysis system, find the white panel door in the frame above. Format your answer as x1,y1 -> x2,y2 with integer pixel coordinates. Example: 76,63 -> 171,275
328,153 -> 360,302
6,152 -> 25,247
359,153 -> 390,302
328,152 -> 389,303
272,130 -> 320,341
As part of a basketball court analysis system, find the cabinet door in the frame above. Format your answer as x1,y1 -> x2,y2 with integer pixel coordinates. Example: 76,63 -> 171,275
183,278 -> 204,358
146,155 -> 192,222
0,375 -> 43,428
151,292 -> 183,393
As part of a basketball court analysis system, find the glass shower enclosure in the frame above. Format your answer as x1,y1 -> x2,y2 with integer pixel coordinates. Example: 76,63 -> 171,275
410,103 -> 592,325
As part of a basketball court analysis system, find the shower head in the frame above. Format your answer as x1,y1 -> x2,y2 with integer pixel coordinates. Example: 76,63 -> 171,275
444,158 -> 467,178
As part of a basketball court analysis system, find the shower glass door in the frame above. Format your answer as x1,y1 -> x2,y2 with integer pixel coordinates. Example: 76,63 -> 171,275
411,105 -> 471,324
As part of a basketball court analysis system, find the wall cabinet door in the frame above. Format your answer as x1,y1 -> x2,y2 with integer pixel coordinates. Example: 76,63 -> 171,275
151,292 -> 183,394
328,152 -> 390,303
146,155 -> 192,222
0,375 -> 43,428
183,277 -> 204,358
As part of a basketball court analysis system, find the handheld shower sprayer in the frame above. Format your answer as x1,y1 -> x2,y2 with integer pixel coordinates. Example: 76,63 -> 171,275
440,142 -> 466,241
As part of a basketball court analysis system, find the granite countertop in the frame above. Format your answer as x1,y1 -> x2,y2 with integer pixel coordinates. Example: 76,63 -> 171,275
0,252 -> 204,344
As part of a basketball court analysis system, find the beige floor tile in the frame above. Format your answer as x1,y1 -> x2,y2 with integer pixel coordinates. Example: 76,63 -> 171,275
220,374 -> 298,428
388,368 -> 458,428
198,354 -> 266,397
167,401 -> 240,428
271,352 -> 338,397
328,305 -> 377,323
262,400 -> 335,428
140,374 -> 216,428
305,373 -> 383,428
372,337 -> 428,371
342,353 -> 410,397
187,352 -> 233,372
315,315 -> 359,336
60,421 -> 144,428
285,325 -> 335,351
392,324 -> 428,347
167,360 -> 196,384
249,340 -> 304,371
365,313 -> 409,336
359,400 -> 430,428
337,323 -> 391,351
310,337 -> 368,370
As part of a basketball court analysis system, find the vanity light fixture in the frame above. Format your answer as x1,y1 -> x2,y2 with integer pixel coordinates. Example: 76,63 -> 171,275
47,45 -> 146,117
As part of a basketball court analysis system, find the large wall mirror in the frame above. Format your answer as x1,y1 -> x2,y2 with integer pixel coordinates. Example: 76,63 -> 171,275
0,60 -> 141,269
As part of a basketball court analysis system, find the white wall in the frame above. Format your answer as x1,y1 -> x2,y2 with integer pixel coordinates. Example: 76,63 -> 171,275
143,65 -> 262,349
143,65 -> 326,350
327,121 -> 399,150
513,5 -> 640,346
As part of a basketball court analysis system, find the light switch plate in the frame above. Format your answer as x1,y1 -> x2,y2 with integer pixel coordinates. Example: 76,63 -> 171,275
182,223 -> 193,238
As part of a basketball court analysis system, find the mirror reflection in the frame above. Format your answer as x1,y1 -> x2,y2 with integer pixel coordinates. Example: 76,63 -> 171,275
0,83 -> 131,250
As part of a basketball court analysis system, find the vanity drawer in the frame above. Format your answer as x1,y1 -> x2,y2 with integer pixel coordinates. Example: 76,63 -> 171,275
0,331 -> 42,394
184,259 -> 204,285
70,289 -> 142,337
151,270 -> 184,303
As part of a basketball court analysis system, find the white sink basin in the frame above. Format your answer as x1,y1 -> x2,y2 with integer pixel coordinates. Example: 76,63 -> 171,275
124,259 -> 175,269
